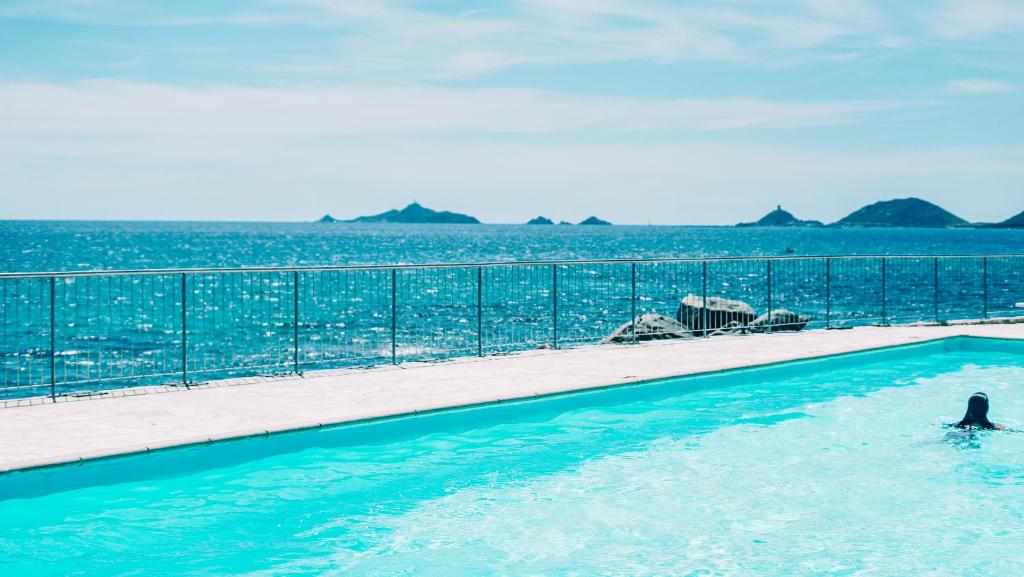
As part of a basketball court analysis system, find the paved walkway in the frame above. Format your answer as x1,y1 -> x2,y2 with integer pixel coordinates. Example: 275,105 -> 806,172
2,324 -> 1022,473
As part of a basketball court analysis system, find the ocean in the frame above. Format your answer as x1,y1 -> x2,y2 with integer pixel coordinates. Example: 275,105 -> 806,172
2,220 -> 1023,272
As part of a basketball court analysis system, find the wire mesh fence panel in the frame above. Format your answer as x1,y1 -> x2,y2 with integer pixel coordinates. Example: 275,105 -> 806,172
768,258 -> 827,331
394,267 -> 477,362
298,269 -> 392,371
634,261 -> 703,339
186,271 -> 294,381
0,277 -> 51,399
827,257 -> 884,327
555,262 -> 633,347
482,264 -> 554,353
56,275 -> 104,389
55,274 -> 183,395
883,257 -> 936,324
1,254 -> 1020,401
937,257 -> 986,321
988,256 -> 1024,318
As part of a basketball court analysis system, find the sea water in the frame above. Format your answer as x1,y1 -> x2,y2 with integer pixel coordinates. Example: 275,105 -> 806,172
2,220 -> 1023,271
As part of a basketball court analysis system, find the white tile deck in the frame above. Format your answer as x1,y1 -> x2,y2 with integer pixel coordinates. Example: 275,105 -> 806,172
2,323 -> 1022,473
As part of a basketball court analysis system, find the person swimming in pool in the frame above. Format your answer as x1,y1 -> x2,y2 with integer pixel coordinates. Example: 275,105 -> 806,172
953,392 -> 1006,430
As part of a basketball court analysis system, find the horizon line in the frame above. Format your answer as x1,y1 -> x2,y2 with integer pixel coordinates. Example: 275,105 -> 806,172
0,217 -> 1017,227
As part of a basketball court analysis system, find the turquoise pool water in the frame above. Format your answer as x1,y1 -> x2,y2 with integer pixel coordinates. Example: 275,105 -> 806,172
2,337 -> 1023,576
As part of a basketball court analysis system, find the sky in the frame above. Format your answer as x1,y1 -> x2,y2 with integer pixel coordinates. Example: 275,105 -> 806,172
0,0 -> 1022,224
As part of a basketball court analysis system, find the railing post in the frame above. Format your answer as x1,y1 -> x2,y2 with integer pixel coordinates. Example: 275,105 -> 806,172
181,273 -> 188,387
825,258 -> 832,329
702,260 -> 709,338
880,258 -> 888,326
552,264 -> 559,349
933,257 -> 940,322
766,259 -> 773,334
477,266 -> 483,357
982,257 -> 989,319
391,268 -> 397,364
293,271 -> 300,374
630,262 -> 637,344
49,276 -> 56,402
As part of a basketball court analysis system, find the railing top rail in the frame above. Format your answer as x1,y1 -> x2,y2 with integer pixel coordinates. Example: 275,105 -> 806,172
1,253 -> 1021,279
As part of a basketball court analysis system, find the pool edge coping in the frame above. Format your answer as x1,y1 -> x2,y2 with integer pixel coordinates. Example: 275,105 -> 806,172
5,332 -> 1019,477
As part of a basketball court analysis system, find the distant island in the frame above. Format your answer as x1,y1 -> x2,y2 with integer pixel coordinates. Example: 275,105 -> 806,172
990,209 -> 1024,228
316,197 -> 1018,227
736,198 -> 988,228
737,205 -> 823,228
321,202 -> 480,224
833,198 -> 966,228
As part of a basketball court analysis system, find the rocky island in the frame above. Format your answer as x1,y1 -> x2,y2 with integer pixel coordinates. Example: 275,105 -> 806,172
990,209 -> 1024,228
832,198 -> 966,228
527,216 -> 554,225
735,198 -> 972,228
737,205 -> 823,227
325,202 -> 480,224
579,216 -> 612,226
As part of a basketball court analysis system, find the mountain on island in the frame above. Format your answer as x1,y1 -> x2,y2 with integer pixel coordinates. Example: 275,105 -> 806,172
579,216 -> 612,225
317,214 -> 338,223
527,216 -> 554,225
737,205 -> 823,227
832,198 -> 967,228
990,209 -> 1024,228
343,202 -> 480,224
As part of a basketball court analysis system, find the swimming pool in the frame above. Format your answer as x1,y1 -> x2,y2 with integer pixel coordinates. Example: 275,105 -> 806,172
1,337 -> 1023,576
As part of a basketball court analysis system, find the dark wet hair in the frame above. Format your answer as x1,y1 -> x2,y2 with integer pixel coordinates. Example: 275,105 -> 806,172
956,392 -> 996,430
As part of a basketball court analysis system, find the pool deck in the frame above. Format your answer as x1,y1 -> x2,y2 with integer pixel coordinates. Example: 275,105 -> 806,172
2,323 -> 1022,473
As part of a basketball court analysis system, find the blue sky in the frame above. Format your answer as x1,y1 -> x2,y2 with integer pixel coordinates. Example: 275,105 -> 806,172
0,0 -> 1022,224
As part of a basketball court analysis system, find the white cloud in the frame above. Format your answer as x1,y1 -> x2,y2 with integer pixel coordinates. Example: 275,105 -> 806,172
1,134 -> 1021,224
923,0 -> 1024,38
0,81 -> 909,138
6,80 -> 993,224
0,0 -> 892,78
300,0 -> 891,77
9,1 -> 1024,83
0,84 -> 1014,224
948,79 -> 1016,94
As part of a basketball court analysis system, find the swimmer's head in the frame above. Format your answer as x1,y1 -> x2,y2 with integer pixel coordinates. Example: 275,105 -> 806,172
958,392 -> 994,429
969,392 -> 989,414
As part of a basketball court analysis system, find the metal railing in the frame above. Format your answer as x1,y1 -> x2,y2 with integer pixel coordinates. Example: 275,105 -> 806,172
1,255 -> 1022,401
